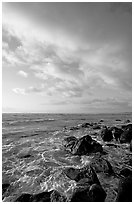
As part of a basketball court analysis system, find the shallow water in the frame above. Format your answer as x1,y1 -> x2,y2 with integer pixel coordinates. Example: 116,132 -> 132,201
2,113 -> 132,201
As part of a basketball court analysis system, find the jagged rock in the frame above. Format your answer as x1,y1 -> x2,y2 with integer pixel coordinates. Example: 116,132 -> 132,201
64,165 -> 100,185
72,135 -> 103,155
120,124 -> 132,143
101,127 -> 113,142
92,125 -> 101,130
116,176 -> 132,202
81,123 -> 91,128
119,168 -> 132,178
2,183 -> 10,195
90,156 -> 114,175
63,136 -> 78,152
89,184 -> 107,201
15,191 -> 52,202
70,184 -> 106,202
112,127 -> 123,141
50,190 -> 67,202
63,135 -> 103,156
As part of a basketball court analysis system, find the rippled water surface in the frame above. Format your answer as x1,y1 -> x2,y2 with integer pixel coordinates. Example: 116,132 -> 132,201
2,113 -> 132,201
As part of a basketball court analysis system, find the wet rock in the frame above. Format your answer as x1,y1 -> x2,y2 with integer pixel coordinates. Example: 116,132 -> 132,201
119,168 -> 132,178
50,190 -> 67,202
15,191 -> 52,202
99,119 -> 104,122
70,184 -> 106,202
71,135 -> 103,155
92,125 -> 101,130
89,184 -> 107,201
101,127 -> 113,142
125,119 -> 131,123
112,127 -> 123,141
64,165 -> 100,185
2,183 -> 10,195
63,136 -> 78,152
116,176 -> 132,202
120,124 -> 132,143
90,156 -> 114,175
81,123 -> 91,128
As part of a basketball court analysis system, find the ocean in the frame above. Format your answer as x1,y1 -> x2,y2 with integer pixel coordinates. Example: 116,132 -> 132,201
2,113 -> 132,201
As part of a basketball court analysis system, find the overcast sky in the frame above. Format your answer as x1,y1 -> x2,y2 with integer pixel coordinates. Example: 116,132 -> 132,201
2,2 -> 132,113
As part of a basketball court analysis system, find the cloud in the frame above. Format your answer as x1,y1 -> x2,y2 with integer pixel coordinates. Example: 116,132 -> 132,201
17,70 -> 28,78
12,88 -> 26,95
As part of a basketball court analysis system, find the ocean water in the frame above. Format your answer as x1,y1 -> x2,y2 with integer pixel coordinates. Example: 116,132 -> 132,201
2,113 -> 132,201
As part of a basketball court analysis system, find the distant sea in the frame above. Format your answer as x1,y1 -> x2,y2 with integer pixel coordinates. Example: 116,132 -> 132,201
2,112 -> 132,201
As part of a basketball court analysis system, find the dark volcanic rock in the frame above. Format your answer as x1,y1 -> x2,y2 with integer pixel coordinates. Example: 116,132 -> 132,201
101,127 -> 113,142
90,156 -> 114,175
64,135 -> 103,156
50,190 -> 67,202
63,136 -> 78,152
120,124 -> 132,143
15,191 -> 52,202
112,127 -> 123,141
119,168 -> 132,178
70,184 -> 106,202
116,176 -> 132,202
2,183 -> 10,195
89,184 -> 107,201
64,165 -> 100,185
81,123 -> 91,128
71,135 -> 103,155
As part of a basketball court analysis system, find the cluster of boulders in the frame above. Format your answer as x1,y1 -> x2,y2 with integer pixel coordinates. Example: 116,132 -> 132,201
101,123 -> 132,145
63,134 -> 103,155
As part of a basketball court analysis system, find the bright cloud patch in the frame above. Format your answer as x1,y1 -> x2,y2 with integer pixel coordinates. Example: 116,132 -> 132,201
17,70 -> 28,78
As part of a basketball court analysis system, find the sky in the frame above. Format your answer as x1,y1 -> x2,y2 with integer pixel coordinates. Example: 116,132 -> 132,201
2,2 -> 132,113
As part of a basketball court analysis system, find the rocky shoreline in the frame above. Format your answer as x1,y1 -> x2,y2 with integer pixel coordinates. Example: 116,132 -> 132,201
2,119 -> 132,202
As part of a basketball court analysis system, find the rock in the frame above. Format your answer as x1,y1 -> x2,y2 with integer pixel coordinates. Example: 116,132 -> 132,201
64,135 -> 103,156
90,156 -> 114,175
70,184 -> 106,202
119,168 -> 132,178
92,125 -> 101,130
71,135 -> 103,155
70,126 -> 79,130
89,184 -> 107,201
116,176 -> 132,202
125,119 -> 131,123
101,127 -> 113,142
2,183 -> 10,195
15,191 -> 52,202
99,119 -> 104,122
120,124 -> 132,143
112,127 -> 123,141
63,136 -> 78,152
64,165 -> 100,185
81,123 -> 91,128
115,119 -> 121,121
50,190 -> 67,202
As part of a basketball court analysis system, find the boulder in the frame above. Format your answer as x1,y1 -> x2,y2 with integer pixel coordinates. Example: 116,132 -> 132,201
90,156 -> 114,175
70,184 -> 106,202
99,119 -> 104,122
81,123 -> 91,128
119,168 -> 132,178
63,135 -> 103,156
115,119 -> 121,121
125,119 -> 131,123
15,191 -> 52,202
112,127 -> 123,141
101,127 -> 113,142
50,190 -> 67,202
116,176 -> 132,202
64,165 -> 100,185
92,125 -> 101,130
71,135 -> 103,155
120,124 -> 132,143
